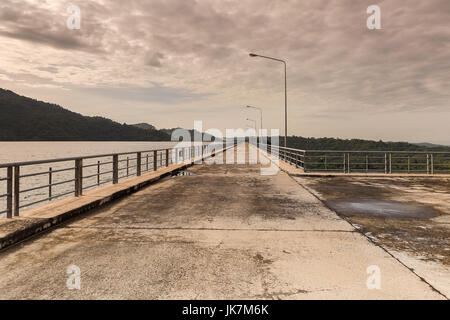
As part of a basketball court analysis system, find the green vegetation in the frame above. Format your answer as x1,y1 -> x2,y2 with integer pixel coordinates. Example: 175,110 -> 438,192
0,89 -> 170,141
1,87 -> 448,153
284,136 -> 450,152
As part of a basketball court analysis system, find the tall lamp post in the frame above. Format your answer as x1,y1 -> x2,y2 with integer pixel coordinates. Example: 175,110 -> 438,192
246,105 -> 263,133
249,53 -> 287,147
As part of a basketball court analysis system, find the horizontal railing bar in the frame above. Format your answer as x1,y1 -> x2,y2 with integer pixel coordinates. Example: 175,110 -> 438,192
18,190 -> 76,209
20,184 -> 50,193
19,167 -> 74,178
20,178 -> 76,193
96,170 -> 114,176
0,146 -> 195,168
118,158 -> 137,162
82,161 -> 113,169
19,197 -> 54,209
259,143 -> 306,153
83,173 -> 102,180
0,144 -> 222,218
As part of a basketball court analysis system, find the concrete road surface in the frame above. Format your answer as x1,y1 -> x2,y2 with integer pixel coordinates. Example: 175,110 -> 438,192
0,147 -> 445,299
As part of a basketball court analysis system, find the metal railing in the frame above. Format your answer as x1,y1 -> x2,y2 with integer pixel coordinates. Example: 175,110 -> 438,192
257,144 -> 450,174
0,143 -> 222,219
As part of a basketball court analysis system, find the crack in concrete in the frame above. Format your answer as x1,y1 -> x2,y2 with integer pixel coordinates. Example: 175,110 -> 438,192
62,225 -> 356,233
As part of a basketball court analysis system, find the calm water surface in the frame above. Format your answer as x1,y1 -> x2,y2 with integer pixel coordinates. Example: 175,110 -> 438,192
0,141 -> 179,164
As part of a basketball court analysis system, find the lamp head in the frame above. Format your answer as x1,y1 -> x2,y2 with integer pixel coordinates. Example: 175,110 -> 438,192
249,53 -> 258,57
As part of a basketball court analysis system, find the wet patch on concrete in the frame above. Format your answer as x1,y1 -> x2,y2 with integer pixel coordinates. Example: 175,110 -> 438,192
297,176 -> 450,266
250,194 -> 320,220
326,199 -> 440,219
350,217 -> 450,266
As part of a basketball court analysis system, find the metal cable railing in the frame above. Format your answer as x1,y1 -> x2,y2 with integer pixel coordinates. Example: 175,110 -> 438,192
0,143 -> 224,218
256,143 -> 450,174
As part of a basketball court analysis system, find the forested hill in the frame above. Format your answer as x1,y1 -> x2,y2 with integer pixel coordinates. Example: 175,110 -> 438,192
284,136 -> 450,152
0,88 -> 170,141
1,88 -> 447,150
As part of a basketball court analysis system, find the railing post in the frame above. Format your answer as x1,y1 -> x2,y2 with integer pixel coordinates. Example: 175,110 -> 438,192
113,155 -> 118,184
146,154 -> 149,171
137,152 -> 142,176
48,167 -> 52,200
426,154 -> 430,174
430,154 -> 434,175
13,166 -> 20,216
6,166 -> 12,219
408,156 -> 410,174
343,153 -> 346,173
75,159 -> 83,196
126,157 -> 129,176
347,153 -> 350,173
304,151 -> 307,172
384,153 -> 387,174
365,155 -> 368,172
389,153 -> 392,174
153,150 -> 158,171
166,149 -> 169,167
97,161 -> 101,185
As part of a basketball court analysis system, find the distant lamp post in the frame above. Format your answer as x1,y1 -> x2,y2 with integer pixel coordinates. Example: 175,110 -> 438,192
246,118 -> 257,131
246,105 -> 263,133
249,53 -> 287,147
246,118 -> 257,141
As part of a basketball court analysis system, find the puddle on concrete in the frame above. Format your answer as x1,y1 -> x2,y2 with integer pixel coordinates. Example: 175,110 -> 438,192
326,199 -> 440,219
171,171 -> 196,177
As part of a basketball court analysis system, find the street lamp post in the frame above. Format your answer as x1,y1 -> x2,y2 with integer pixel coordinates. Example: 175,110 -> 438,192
246,105 -> 263,133
249,53 -> 287,147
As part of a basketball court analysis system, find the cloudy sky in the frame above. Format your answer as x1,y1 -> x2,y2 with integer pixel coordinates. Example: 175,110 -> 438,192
0,0 -> 449,144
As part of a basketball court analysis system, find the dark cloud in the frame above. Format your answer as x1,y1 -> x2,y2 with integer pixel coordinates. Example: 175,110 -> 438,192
80,84 -> 210,104
145,52 -> 164,68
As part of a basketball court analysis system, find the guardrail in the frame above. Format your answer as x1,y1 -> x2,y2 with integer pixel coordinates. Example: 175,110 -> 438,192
257,143 -> 450,174
0,143 -> 223,219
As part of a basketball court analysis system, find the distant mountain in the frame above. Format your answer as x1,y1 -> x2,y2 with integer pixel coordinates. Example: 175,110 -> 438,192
0,88 -> 170,141
131,123 -> 156,130
162,128 -> 216,141
413,142 -> 447,148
